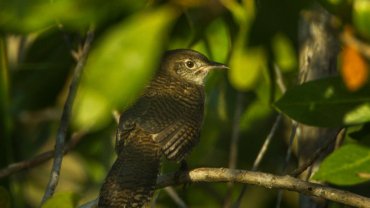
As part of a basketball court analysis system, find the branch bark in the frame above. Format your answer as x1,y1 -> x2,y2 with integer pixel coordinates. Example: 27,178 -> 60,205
0,131 -> 85,179
81,167 -> 370,208
41,27 -> 94,204
157,168 -> 370,208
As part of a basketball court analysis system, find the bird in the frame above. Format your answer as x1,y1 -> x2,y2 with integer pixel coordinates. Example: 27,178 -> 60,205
98,49 -> 228,207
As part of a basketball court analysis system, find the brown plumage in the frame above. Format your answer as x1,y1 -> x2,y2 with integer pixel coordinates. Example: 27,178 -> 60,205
98,49 -> 228,207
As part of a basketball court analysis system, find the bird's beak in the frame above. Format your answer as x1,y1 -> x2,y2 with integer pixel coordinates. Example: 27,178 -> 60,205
206,61 -> 229,70
197,61 -> 229,74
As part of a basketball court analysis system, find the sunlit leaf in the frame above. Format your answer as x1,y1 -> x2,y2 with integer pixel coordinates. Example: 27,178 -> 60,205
221,0 -> 254,24
313,144 -> 370,185
275,77 -> 370,127
341,44 -> 368,91
73,6 -> 177,130
353,0 -> 370,39
272,33 -> 297,72
224,0 -> 262,91
42,192 -> 79,208
229,46 -> 266,91
206,18 -> 230,63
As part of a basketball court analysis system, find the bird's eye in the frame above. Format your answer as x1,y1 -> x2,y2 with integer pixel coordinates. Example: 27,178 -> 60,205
185,60 -> 195,69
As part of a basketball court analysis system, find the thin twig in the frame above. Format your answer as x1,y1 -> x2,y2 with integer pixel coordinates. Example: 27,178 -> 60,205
79,168 -> 370,208
79,198 -> 98,208
164,187 -> 187,208
234,114 -> 283,207
283,121 -> 299,172
234,63 -> 287,207
228,93 -> 244,170
224,92 -> 243,207
289,130 -> 340,177
276,121 -> 299,208
341,28 -> 370,59
274,63 -> 287,93
252,115 -> 283,171
40,27 -> 94,204
0,131 -> 85,179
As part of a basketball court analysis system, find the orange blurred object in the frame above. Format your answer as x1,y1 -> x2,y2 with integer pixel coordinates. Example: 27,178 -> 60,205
341,44 -> 369,91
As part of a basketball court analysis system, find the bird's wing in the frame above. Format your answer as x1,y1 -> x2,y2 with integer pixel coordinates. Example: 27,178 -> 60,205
115,95 -> 177,153
116,95 -> 201,161
152,121 -> 200,162
115,97 -> 151,154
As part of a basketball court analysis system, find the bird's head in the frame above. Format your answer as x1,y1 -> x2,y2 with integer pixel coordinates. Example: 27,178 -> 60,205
160,49 -> 228,85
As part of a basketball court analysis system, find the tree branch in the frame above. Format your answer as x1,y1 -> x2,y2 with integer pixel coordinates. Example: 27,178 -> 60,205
157,168 -> 370,208
0,131 -> 85,179
81,167 -> 370,208
289,129 -> 342,177
41,27 -> 94,204
341,27 -> 370,59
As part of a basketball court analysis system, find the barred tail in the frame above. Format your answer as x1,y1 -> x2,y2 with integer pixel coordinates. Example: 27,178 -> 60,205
98,136 -> 161,208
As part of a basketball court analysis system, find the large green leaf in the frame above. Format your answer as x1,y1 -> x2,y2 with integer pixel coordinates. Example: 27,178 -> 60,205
72,6 -> 177,130
275,77 -> 370,127
313,143 -> 370,185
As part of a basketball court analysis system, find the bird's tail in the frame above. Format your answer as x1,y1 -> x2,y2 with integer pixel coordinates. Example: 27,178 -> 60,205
98,136 -> 161,208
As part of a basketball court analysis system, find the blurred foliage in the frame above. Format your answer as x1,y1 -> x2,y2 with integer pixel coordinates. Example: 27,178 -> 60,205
340,41 -> 368,91
0,0 -> 146,32
42,192 -> 80,208
0,0 -> 369,207
0,186 -> 11,208
353,0 -> 370,40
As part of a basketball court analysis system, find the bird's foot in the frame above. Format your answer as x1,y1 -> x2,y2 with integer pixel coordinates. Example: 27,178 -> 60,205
174,160 -> 191,190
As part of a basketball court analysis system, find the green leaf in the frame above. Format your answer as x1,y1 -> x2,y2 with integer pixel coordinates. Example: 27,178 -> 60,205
226,0 -> 263,91
42,192 -> 79,208
353,0 -> 370,40
275,77 -> 370,127
0,0 -> 146,32
229,46 -> 266,91
313,144 -> 370,185
272,33 -> 297,72
72,6 -> 177,130
205,18 -> 230,63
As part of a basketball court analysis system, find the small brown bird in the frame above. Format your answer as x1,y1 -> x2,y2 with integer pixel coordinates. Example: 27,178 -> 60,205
98,49 -> 228,207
